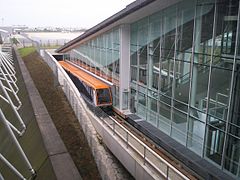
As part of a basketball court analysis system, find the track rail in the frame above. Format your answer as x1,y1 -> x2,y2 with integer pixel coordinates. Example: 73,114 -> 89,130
110,110 -> 201,180
42,50 -> 199,180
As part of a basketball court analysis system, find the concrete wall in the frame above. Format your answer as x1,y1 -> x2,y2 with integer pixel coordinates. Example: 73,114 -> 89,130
75,105 -> 133,180
42,50 -> 134,180
80,108 -> 159,180
42,50 -> 162,180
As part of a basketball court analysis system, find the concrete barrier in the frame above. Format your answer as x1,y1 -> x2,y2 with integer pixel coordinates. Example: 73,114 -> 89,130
42,50 -> 133,180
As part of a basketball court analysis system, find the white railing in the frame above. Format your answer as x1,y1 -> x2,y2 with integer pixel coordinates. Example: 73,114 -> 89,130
0,48 -> 35,180
42,49 -> 190,180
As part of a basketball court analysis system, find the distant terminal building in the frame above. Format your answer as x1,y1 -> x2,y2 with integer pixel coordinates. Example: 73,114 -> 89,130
0,26 -> 28,39
57,0 -> 240,179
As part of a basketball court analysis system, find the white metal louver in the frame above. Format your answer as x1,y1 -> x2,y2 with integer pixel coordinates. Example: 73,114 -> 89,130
0,44 -> 35,180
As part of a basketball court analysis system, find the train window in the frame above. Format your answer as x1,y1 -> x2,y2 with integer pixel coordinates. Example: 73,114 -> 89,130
96,88 -> 111,105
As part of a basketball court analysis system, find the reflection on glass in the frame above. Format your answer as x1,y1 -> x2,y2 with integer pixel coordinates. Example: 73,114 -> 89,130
58,0 -> 240,177
205,125 -> 225,165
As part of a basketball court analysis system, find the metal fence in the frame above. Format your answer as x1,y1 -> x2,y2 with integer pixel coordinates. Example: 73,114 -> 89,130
42,49 -> 190,180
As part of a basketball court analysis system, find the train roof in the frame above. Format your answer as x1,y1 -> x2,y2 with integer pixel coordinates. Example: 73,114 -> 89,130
59,61 -> 110,89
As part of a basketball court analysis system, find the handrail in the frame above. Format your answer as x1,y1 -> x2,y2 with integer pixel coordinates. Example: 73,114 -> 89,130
108,116 -> 189,180
42,49 -> 191,180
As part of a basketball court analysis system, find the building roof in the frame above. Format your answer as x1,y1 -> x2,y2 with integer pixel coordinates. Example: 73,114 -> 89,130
56,0 -> 156,53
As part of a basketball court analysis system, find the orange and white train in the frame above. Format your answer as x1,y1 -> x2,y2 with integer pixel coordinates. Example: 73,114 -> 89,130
59,61 -> 112,107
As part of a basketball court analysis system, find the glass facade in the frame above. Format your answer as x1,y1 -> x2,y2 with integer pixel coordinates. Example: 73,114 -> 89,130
67,28 -> 120,107
130,0 -> 240,177
62,0 -> 240,177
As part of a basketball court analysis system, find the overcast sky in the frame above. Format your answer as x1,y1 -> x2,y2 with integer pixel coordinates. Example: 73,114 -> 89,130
0,0 -> 135,28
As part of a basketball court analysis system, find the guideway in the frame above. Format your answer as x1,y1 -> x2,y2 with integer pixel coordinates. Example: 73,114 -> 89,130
42,49 -> 197,180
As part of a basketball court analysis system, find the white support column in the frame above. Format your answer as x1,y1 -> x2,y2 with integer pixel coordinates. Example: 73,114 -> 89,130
119,24 -> 130,111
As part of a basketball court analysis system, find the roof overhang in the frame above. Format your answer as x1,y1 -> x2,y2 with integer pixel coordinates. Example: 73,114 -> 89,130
56,0 -> 180,53
0,29 -> 8,33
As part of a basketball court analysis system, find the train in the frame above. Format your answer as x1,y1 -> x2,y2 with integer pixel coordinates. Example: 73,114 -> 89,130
59,61 -> 112,107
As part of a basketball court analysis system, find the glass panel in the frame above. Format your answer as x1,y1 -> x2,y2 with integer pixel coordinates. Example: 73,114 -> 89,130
112,85 -> 119,108
137,92 -> 147,119
190,64 -> 210,111
138,92 -> 146,106
97,89 -> 111,104
215,0 -> 239,57
208,68 -> 232,122
158,101 -> 171,135
106,32 -> 113,81
147,108 -> 157,127
150,97 -> 157,112
174,60 -> 191,111
131,22 -> 138,81
224,135 -> 240,177
187,116 -> 205,155
159,99 -> 171,121
127,0 -> 240,177
149,12 -> 161,90
173,0 -> 193,109
138,18 -> 148,86
171,108 -> 187,145
160,5 -> 176,97
131,66 -> 137,81
205,125 -> 225,165
122,92 -> 128,110
174,99 -> 188,113
177,0 -> 195,59
229,64 -> 240,136
238,5 -> 240,58
130,88 -> 137,113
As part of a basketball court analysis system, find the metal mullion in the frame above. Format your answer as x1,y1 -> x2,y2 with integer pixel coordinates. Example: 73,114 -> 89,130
202,0 -> 218,158
136,24 -> 140,114
186,0 -> 198,147
111,30 -> 114,80
221,0 -> 240,169
146,16 -> 150,121
136,50 -> 140,113
170,5 -> 179,136
157,14 -> 163,128
173,106 -> 188,116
